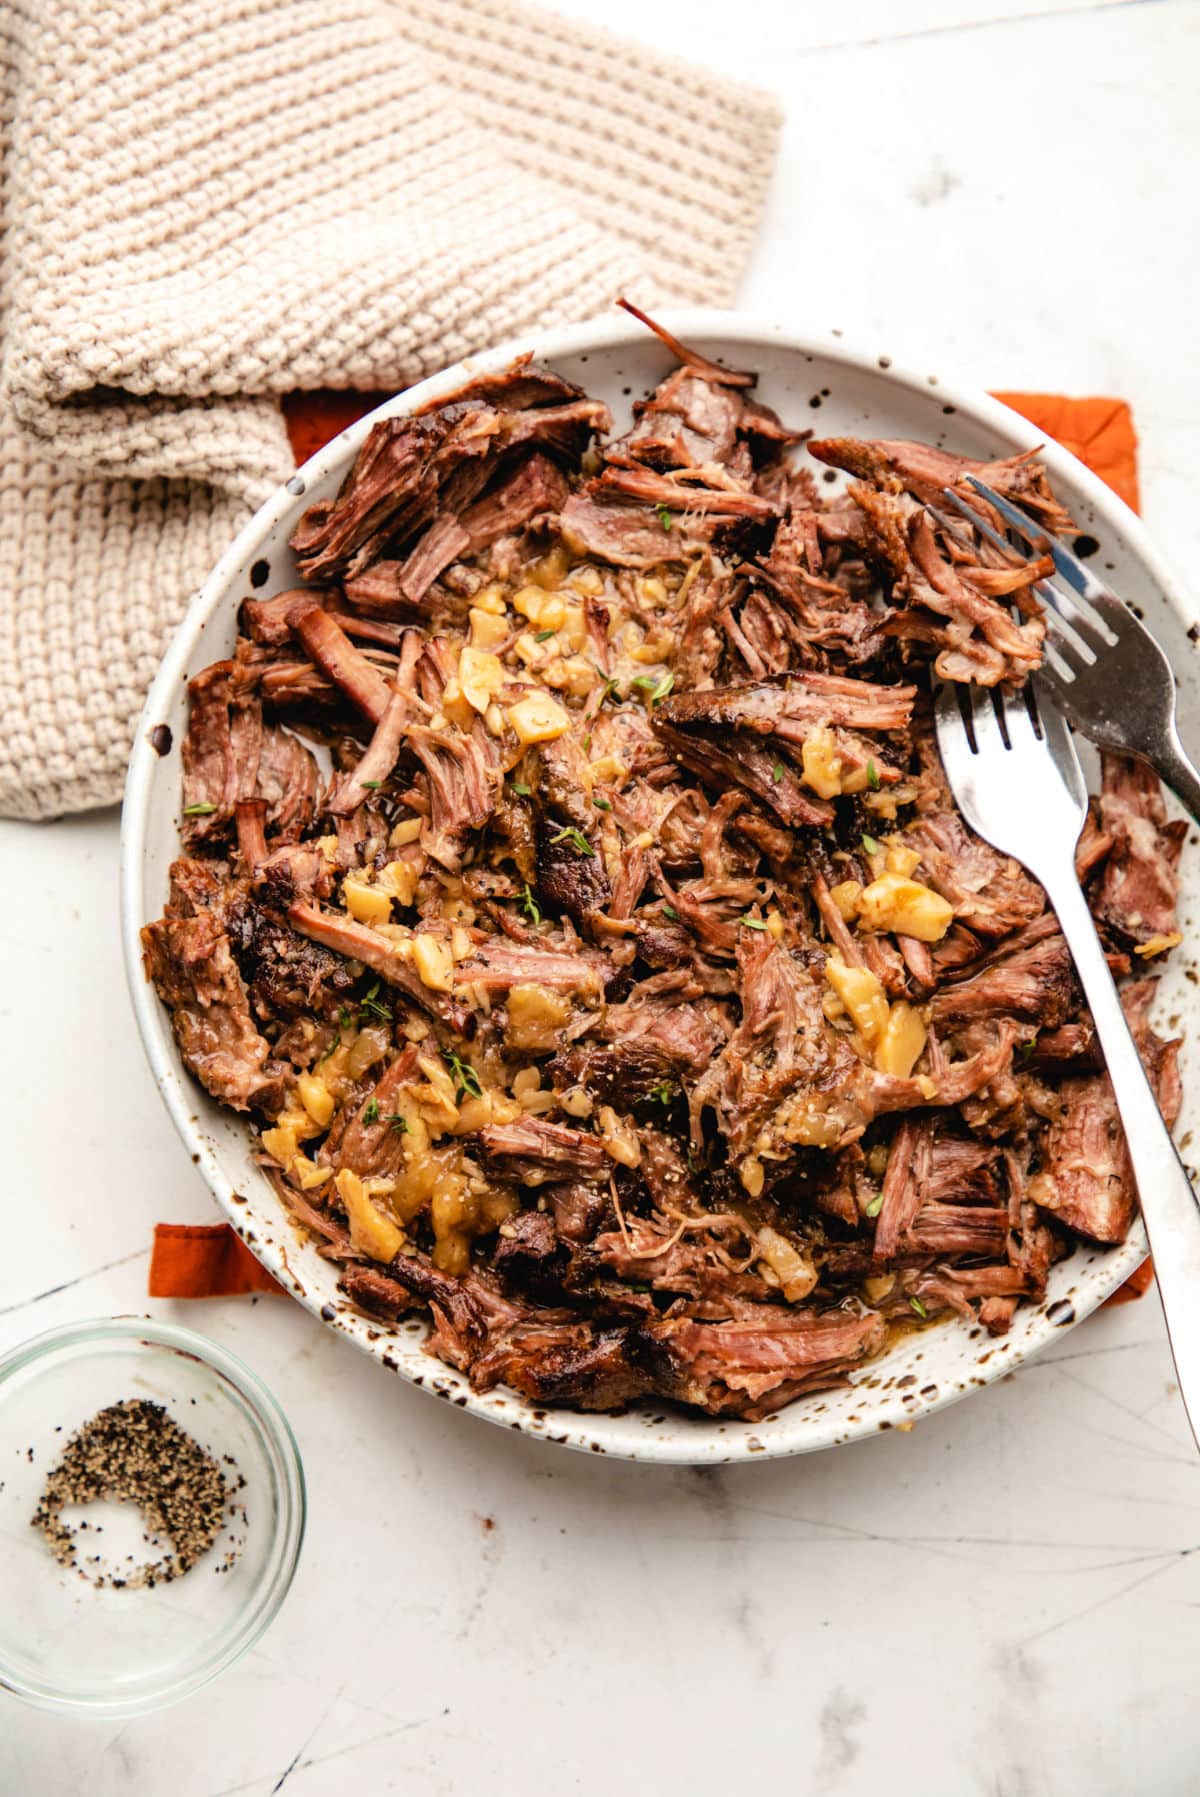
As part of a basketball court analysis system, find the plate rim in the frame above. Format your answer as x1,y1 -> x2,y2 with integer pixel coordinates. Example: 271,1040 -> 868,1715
121,309 -> 1178,1464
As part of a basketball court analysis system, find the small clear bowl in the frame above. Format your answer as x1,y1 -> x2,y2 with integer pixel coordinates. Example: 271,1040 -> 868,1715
0,1317 -> 305,1716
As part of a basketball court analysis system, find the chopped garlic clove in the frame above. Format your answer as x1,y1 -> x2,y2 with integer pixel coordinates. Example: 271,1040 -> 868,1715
412,933 -> 454,991
513,587 -> 566,630
336,1168 -> 404,1262
343,877 -> 391,927
858,872 -> 954,942
883,838 -> 922,877
468,607 -> 509,650
506,692 -> 570,745
874,1001 -> 927,1078
739,1156 -> 765,1198
458,646 -> 505,712
296,1072 -> 335,1128
800,726 -> 844,798
597,1104 -> 640,1168
824,954 -> 889,1049
377,859 -> 419,908
829,879 -> 863,921
292,1154 -> 333,1191
756,1226 -> 817,1302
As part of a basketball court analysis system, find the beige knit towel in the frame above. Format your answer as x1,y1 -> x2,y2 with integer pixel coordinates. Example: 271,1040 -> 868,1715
0,0 -> 781,820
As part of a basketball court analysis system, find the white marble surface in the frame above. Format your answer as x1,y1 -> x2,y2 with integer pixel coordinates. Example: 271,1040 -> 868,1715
4,1 -> 1200,1790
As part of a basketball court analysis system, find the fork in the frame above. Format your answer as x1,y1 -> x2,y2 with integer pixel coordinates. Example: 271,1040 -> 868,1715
934,678 -> 1200,1453
940,477 -> 1200,823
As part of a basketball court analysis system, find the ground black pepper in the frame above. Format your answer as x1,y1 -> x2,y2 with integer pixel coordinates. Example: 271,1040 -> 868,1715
30,1399 -> 241,1590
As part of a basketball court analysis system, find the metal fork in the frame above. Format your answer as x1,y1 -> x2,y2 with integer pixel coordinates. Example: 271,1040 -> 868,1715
934,679 -> 1200,1453
940,477 -> 1200,823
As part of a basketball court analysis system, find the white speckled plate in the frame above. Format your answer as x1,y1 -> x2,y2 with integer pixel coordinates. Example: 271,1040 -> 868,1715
120,313 -> 1200,1463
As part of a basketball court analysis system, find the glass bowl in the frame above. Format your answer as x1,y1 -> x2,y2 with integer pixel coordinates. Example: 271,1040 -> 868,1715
0,1317 -> 305,1716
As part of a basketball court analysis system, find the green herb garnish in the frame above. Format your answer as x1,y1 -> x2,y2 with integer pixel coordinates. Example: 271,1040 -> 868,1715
534,629 -> 556,643
359,981 -> 392,1023
662,904 -> 679,921
363,1097 -> 380,1125
550,825 -> 595,858
598,677 -> 622,708
865,1192 -> 884,1219
861,834 -> 881,856
655,503 -> 673,532
361,780 -> 382,791
321,1006 -> 353,1056
383,1112 -> 409,1134
910,1297 -> 928,1320
183,801 -> 218,817
521,882 -> 542,925
772,762 -> 784,784
631,672 -> 674,704
443,1048 -> 483,1103
511,781 -> 532,797
593,795 -> 612,811
740,915 -> 769,931
865,759 -> 880,791
647,1081 -> 676,1105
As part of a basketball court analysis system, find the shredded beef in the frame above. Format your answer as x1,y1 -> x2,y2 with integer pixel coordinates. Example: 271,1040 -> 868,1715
144,311 -> 1186,1421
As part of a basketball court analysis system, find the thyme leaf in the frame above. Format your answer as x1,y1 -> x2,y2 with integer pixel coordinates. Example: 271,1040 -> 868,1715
443,1048 -> 483,1102
359,981 -> 392,1023
550,825 -> 595,857
631,672 -> 674,704
521,882 -> 542,925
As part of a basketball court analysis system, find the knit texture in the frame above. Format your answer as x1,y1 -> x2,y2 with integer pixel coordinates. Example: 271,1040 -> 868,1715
0,0 -> 781,819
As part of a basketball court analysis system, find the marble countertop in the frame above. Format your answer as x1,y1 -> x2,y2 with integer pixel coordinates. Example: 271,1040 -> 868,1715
4,1 -> 1200,1791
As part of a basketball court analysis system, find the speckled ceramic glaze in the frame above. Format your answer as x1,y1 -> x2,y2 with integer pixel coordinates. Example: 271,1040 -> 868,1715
121,314 -> 1200,1463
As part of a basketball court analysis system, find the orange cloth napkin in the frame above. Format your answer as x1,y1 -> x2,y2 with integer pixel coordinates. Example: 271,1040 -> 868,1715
149,1223 -> 283,1297
149,386 -> 1150,1303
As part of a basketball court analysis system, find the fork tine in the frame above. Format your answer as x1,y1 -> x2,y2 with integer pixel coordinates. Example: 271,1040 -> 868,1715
1039,637 -> 1079,687
1036,595 -> 1103,665
933,677 -> 970,752
940,488 -> 1022,561
940,485 -> 1116,653
962,680 -> 1006,756
1026,679 -> 1088,807
965,477 -> 1112,606
998,675 -> 1035,732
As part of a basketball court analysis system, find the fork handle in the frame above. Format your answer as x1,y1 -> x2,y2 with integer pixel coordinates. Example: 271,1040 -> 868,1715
1153,722 -> 1200,829
1044,867 -> 1200,1450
